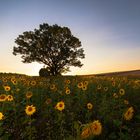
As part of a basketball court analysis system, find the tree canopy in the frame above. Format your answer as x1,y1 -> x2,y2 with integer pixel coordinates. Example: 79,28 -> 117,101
13,23 -> 85,75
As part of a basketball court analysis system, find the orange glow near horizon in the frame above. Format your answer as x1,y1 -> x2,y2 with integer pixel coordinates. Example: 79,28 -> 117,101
0,59 -> 139,76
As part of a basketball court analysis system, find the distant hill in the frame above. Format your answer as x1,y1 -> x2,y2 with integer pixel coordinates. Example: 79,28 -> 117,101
95,70 -> 140,77
0,72 -> 26,76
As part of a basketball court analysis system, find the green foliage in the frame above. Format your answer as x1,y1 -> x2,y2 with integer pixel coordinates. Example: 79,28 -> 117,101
39,68 -> 51,77
0,74 -> 139,139
13,23 -> 85,75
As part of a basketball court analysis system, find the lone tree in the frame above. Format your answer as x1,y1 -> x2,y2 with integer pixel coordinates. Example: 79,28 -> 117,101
13,23 -> 85,75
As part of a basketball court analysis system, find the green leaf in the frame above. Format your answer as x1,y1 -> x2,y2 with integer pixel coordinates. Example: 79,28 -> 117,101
109,132 -> 117,139
113,119 -> 122,127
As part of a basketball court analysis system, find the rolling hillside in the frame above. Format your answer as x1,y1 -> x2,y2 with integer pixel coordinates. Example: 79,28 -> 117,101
95,70 -> 140,77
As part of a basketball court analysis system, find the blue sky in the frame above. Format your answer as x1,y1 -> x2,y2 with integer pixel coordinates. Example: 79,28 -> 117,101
0,0 -> 140,75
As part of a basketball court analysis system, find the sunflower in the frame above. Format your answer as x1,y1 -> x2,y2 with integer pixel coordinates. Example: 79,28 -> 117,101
113,93 -> 118,99
83,81 -> 89,86
2,78 -> 7,83
26,91 -> 33,99
11,77 -> 15,82
91,120 -> 102,135
11,77 -> 18,85
124,100 -> 129,105
87,103 -> 93,110
97,84 -> 102,90
104,87 -> 108,92
119,89 -> 125,96
4,86 -> 11,91
112,81 -> 116,87
50,84 -> 56,90
30,80 -> 36,86
45,98 -> 52,105
81,127 -> 91,139
0,112 -> 4,120
0,94 -> 7,102
65,79 -> 71,84
124,107 -> 134,121
77,82 -> 83,88
12,80 -> 18,85
81,120 -> 102,138
25,105 -> 36,116
82,86 -> 87,91
55,101 -> 65,111
7,95 -> 14,101
65,89 -> 70,95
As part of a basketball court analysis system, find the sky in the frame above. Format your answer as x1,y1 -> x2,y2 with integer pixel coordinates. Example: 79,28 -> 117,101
0,0 -> 140,75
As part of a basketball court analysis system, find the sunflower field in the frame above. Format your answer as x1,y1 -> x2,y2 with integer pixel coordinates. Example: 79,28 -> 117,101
0,73 -> 140,140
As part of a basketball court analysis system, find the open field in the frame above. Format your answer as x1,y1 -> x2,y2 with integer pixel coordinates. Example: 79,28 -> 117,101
0,73 -> 140,139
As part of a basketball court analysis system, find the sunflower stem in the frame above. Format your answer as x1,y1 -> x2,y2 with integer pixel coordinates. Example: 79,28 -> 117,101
29,116 -> 32,140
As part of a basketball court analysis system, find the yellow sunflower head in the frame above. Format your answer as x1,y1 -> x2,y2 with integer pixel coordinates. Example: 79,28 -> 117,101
104,87 -> 108,92
26,91 -> 33,99
7,95 -> 14,101
11,77 -> 15,82
0,112 -> 4,120
113,93 -> 118,99
30,80 -> 36,86
11,77 -> 18,85
119,89 -> 125,96
55,101 -> 65,111
50,84 -> 56,90
81,127 -> 91,139
65,79 -> 71,84
82,86 -> 87,91
97,84 -> 102,90
83,81 -> 89,86
45,98 -> 52,105
12,80 -> 18,85
65,89 -> 71,95
4,86 -> 11,92
2,78 -> 7,83
124,106 -> 134,121
77,82 -> 83,89
0,94 -> 7,102
91,120 -> 102,135
124,100 -> 129,105
87,103 -> 93,110
25,105 -> 36,116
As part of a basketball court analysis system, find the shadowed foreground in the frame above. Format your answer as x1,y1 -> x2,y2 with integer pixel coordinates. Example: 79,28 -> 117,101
0,73 -> 139,139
